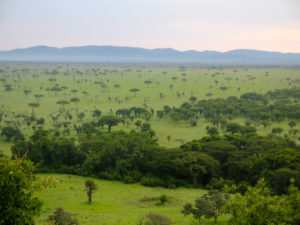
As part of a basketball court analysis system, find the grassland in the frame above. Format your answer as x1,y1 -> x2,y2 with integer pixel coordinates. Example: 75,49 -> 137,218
0,64 -> 299,149
1,64 -> 299,225
36,174 -> 229,225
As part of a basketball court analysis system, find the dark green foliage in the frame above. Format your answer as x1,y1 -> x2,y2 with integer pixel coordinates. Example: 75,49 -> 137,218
98,115 -> 122,132
182,190 -> 229,224
85,179 -> 96,203
272,127 -> 283,134
11,130 -> 86,169
141,177 -> 165,187
92,109 -> 101,119
206,127 -> 219,135
79,122 -> 98,138
141,123 -> 151,132
289,120 -> 297,129
135,120 -> 142,128
48,207 -> 79,225
10,128 -> 300,193
0,158 -> 42,225
1,125 -> 24,141
156,110 -> 164,119
36,117 -> 45,125
130,88 -> 140,95
158,194 -> 168,205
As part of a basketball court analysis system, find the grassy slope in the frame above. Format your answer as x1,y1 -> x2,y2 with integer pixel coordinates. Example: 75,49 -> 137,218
36,174 -> 229,225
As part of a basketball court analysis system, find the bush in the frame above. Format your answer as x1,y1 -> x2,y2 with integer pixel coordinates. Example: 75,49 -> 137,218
159,195 -> 168,204
145,213 -> 171,225
36,117 -> 45,124
48,207 -> 79,225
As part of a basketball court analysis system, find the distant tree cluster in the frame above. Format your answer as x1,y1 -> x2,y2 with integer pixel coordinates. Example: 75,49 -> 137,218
157,89 -> 300,126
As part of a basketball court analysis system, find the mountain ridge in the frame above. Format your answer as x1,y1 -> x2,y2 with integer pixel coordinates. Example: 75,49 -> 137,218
0,45 -> 299,65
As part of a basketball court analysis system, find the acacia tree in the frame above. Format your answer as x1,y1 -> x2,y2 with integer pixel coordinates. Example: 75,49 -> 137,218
56,100 -> 69,112
4,84 -> 13,95
206,92 -> 213,98
34,94 -> 44,103
288,121 -> 296,130
24,89 -> 32,97
70,97 -> 80,116
130,88 -> 140,96
98,115 -> 122,133
144,80 -> 152,87
220,86 -> 228,97
28,103 -> 40,116
85,179 -> 96,204
92,109 -> 102,119
113,84 -> 120,90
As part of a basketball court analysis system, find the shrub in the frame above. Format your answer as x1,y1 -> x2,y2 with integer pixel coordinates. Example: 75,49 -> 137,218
36,117 -> 45,124
159,195 -> 168,204
145,213 -> 171,225
48,207 -> 79,225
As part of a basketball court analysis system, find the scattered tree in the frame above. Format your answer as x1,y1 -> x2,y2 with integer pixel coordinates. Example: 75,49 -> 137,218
85,179 -> 97,204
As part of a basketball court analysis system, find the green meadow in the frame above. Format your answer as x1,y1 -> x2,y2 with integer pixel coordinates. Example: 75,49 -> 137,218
35,174 -> 229,225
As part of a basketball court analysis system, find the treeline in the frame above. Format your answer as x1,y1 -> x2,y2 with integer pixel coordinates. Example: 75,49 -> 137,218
11,129 -> 300,195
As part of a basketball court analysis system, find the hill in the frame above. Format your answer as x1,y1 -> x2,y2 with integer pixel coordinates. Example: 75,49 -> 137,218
0,45 -> 299,65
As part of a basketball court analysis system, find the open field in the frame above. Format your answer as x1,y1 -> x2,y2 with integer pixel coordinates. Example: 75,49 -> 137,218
35,174 -> 229,225
0,64 -> 299,150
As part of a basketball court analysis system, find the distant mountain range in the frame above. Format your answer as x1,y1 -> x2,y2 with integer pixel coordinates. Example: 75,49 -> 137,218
0,45 -> 299,65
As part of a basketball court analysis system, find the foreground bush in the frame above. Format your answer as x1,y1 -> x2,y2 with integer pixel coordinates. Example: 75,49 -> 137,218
138,213 -> 171,225
0,158 -> 42,225
48,207 -> 79,225
226,178 -> 300,225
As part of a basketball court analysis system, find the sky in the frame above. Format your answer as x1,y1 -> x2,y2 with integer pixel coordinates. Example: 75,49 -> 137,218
0,0 -> 299,52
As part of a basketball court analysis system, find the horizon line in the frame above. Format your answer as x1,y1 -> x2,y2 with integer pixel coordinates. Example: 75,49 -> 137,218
1,45 -> 299,54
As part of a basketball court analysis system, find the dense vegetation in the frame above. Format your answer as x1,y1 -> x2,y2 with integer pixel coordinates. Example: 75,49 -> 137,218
11,128 -> 300,195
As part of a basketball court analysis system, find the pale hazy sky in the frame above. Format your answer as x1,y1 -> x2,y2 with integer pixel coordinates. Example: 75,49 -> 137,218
0,0 -> 299,52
